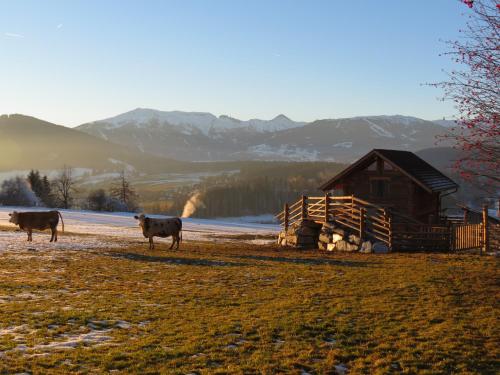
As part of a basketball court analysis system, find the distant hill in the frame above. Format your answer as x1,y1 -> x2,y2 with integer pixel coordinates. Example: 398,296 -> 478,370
0,114 -> 185,173
78,110 -> 452,162
416,147 -> 463,172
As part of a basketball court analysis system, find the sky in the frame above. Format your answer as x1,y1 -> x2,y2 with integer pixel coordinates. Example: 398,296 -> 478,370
0,0 -> 470,127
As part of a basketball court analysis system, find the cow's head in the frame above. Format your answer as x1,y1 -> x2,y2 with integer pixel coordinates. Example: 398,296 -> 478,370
8,211 -> 19,224
134,214 -> 149,231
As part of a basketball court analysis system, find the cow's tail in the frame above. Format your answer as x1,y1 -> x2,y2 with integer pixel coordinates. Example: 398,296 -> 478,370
57,211 -> 65,233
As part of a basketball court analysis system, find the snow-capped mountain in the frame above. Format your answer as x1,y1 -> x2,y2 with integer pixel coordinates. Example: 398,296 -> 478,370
77,110 -> 451,162
86,108 -> 305,136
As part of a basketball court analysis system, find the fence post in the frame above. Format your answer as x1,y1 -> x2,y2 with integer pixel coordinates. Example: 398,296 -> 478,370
359,207 -> 366,239
324,192 -> 330,223
448,221 -> 454,252
463,208 -> 469,225
351,194 -> 355,221
284,203 -> 289,232
482,204 -> 489,255
301,195 -> 307,221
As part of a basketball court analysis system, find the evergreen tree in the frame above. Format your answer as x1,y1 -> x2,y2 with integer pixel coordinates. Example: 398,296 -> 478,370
27,170 -> 54,207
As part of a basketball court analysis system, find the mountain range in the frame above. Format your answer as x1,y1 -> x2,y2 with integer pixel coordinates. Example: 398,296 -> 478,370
0,109 -> 458,174
77,108 -> 452,163
0,114 -> 185,173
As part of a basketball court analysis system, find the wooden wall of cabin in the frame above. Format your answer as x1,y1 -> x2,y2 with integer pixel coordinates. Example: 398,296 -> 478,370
329,158 -> 440,223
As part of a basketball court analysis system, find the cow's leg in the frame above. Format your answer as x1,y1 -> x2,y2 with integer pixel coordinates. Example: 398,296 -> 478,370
54,228 -> 58,242
169,236 -> 175,250
175,234 -> 180,250
28,229 -> 32,242
149,237 -> 154,250
50,229 -> 54,242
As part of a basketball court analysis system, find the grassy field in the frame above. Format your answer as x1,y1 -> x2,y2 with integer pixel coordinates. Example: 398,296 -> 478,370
0,238 -> 498,374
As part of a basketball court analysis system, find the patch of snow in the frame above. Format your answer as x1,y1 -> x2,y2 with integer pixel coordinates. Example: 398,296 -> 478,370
0,206 -> 280,248
107,159 -> 136,173
363,118 -> 395,138
247,144 -> 319,161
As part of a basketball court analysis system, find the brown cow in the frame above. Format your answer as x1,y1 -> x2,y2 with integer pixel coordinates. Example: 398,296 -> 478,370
134,214 -> 182,250
9,211 -> 65,242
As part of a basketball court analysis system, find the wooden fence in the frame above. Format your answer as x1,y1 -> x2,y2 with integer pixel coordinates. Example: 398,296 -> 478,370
276,196 -> 498,252
277,195 -> 397,249
451,223 -> 483,251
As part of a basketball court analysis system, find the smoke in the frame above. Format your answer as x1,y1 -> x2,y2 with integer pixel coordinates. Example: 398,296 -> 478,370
181,191 -> 205,218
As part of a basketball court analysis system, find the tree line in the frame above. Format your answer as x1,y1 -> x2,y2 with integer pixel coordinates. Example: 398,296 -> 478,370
0,167 -> 138,212
166,163 -> 344,218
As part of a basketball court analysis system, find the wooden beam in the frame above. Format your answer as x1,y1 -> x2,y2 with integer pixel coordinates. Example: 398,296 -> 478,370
482,204 -> 489,255
284,203 -> 289,232
301,195 -> 307,220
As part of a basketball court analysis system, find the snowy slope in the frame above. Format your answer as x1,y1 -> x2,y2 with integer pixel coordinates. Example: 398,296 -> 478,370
76,111 -> 450,163
84,108 -> 305,136
0,207 -> 280,251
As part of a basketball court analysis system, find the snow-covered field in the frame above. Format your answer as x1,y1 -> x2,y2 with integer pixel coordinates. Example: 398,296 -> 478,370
0,207 -> 280,251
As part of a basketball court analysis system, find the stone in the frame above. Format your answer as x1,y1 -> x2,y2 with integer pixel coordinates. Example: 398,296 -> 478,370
335,240 -> 358,252
319,233 -> 332,244
332,228 -> 346,237
318,241 -> 328,250
360,240 -> 372,253
285,235 -> 298,246
348,234 -> 361,245
331,234 -> 344,244
373,242 -> 389,254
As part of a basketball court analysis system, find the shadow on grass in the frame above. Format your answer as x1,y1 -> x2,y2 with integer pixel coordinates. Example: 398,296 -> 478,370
230,254 -> 371,267
103,251 -> 250,267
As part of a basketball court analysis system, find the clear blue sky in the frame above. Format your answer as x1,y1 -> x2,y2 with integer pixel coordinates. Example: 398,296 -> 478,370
1,0 -> 469,126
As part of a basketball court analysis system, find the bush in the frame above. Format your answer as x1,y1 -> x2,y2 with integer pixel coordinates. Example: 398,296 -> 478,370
86,189 -> 127,212
0,177 -> 40,207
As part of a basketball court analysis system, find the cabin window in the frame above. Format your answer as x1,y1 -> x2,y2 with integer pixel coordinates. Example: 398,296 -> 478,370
366,161 -> 377,171
370,178 -> 390,198
383,161 -> 394,171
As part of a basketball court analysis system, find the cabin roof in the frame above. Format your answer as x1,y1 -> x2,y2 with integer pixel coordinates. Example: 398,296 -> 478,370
319,149 -> 458,193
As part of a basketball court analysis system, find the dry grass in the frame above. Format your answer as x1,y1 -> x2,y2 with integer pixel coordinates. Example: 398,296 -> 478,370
0,238 -> 498,374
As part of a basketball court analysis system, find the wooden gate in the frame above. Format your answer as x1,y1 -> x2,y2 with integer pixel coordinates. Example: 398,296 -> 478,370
451,223 -> 483,251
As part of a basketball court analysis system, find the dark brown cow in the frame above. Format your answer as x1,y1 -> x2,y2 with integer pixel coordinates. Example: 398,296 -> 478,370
9,211 -> 65,242
134,214 -> 182,250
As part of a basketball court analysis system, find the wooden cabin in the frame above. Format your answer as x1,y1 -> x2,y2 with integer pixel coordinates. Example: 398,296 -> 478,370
319,149 -> 458,224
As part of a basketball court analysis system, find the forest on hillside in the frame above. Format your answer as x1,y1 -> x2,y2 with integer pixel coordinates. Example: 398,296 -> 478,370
163,162 -> 346,218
